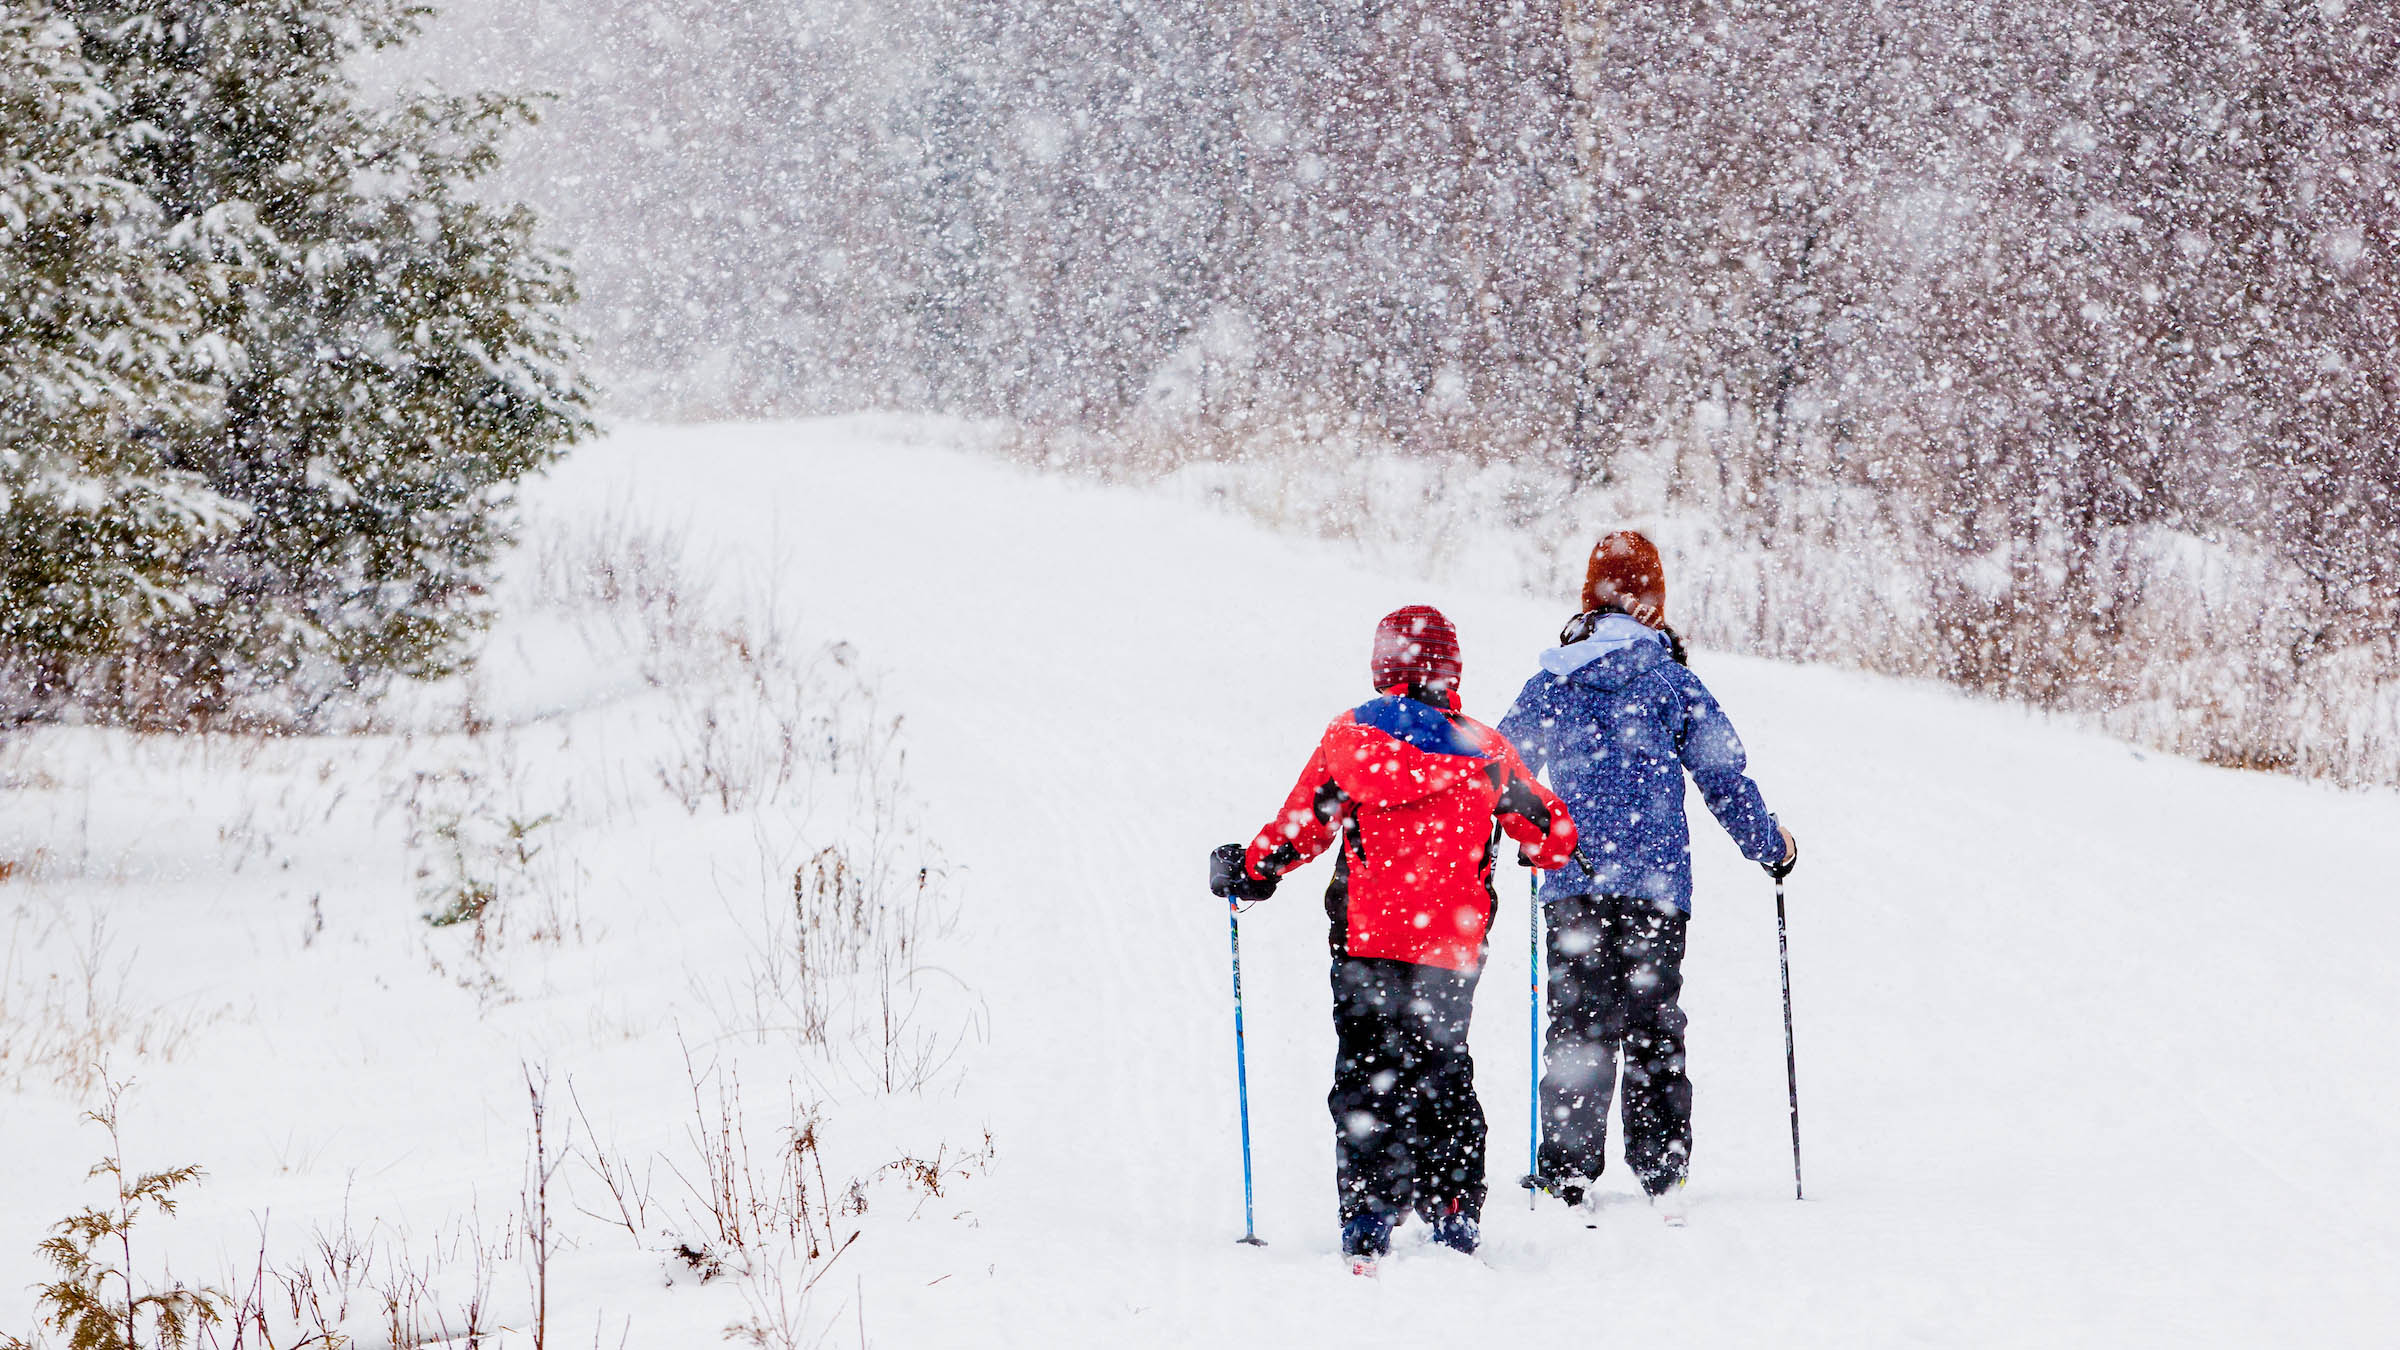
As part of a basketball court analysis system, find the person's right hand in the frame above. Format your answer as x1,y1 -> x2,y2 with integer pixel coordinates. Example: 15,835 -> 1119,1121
1210,843 -> 1279,902
1767,824 -> 1799,881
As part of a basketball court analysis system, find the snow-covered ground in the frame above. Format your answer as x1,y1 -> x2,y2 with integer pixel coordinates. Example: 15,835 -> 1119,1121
6,419 -> 2398,1347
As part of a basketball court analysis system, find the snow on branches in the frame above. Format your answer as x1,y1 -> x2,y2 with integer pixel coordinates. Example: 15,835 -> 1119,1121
2,1 -> 590,728
0,13 -> 245,670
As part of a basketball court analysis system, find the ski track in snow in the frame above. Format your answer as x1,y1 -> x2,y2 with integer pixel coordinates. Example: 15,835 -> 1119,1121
8,418 -> 2399,1346
559,421 -> 2399,1346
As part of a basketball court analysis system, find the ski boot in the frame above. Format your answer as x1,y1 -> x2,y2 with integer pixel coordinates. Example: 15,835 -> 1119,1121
1522,1172 -> 1591,1211
1427,1200 -> 1480,1256
1341,1212 -> 1394,1277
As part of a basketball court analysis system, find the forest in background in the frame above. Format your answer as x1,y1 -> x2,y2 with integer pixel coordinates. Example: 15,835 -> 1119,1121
406,0 -> 2398,783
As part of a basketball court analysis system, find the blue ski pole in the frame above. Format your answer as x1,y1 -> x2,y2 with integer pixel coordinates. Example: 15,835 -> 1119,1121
1528,867 -> 1541,1209
1228,895 -> 1268,1245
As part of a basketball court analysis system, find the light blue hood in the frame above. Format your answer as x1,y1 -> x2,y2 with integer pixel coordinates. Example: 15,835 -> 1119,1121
1538,614 -> 1668,676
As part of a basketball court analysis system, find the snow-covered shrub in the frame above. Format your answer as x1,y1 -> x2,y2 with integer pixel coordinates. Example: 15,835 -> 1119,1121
15,0 -> 589,728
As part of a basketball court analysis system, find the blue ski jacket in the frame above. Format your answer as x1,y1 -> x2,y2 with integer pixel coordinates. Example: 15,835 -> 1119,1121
1497,615 -> 1785,913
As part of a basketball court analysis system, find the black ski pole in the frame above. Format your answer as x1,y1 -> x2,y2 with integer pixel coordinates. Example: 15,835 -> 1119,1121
1776,875 -> 1804,1201
1527,867 -> 1540,1210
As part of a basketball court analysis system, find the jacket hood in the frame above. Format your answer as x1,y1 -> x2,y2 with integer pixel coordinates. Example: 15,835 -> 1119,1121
1538,614 -> 1670,690
1326,695 -> 1489,809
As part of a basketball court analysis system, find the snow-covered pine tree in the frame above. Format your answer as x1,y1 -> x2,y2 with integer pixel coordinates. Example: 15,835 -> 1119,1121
0,11 -> 245,714
56,0 -> 589,721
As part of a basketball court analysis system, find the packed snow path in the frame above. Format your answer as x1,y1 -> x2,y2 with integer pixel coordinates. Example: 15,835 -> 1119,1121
539,422 -> 2400,1347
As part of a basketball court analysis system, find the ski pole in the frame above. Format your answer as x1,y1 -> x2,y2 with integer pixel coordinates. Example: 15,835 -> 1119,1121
1776,876 -> 1804,1201
1227,896 -> 1268,1245
1528,868 -> 1541,1209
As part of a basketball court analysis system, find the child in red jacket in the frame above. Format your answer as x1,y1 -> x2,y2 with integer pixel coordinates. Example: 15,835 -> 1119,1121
1211,605 -> 1577,1270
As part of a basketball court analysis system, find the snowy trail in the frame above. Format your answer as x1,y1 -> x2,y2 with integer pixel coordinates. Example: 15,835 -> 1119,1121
539,422 -> 2400,1346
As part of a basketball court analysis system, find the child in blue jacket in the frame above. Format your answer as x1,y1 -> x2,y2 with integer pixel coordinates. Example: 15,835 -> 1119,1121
1497,530 -> 1798,1216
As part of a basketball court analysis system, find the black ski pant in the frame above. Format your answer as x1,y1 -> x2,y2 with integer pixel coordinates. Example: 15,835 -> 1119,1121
1537,893 -> 1691,1194
1328,956 -> 1486,1225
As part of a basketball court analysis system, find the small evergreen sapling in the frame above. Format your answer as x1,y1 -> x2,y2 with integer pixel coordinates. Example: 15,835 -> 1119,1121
4,1085 -> 224,1350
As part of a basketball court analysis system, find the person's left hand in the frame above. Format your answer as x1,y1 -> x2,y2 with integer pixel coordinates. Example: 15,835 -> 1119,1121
1767,825 -> 1799,881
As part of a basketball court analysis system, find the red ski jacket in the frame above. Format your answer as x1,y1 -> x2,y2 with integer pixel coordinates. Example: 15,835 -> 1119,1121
1244,690 -> 1578,972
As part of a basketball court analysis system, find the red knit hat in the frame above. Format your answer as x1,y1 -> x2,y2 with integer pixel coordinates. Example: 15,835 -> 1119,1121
1371,605 -> 1462,693
1582,530 -> 1667,628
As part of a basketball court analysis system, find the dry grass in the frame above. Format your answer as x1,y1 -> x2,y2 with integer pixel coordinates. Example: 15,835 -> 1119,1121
5,506 -> 981,1347
0,912 -> 217,1097
1013,414 -> 2400,789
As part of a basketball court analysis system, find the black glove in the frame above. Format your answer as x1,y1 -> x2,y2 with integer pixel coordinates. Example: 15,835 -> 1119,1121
1766,825 -> 1799,881
1209,842 -> 1278,902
